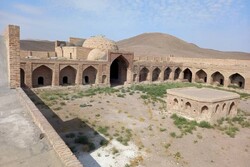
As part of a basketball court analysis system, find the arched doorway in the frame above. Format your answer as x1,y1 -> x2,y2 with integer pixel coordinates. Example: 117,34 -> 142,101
32,65 -> 52,87
152,67 -> 161,81
83,66 -> 97,85
110,55 -> 128,85
211,72 -> 224,86
183,68 -> 192,82
139,67 -> 149,82
174,68 -> 181,80
60,66 -> 76,85
228,102 -> 236,115
20,68 -> 25,87
229,73 -> 245,88
195,69 -> 207,83
164,67 -> 172,80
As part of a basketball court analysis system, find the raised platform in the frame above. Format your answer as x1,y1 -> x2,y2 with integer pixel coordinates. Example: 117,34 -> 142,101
166,87 -> 240,122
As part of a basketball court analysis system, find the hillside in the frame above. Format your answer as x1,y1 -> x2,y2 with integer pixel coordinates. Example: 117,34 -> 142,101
20,33 -> 250,59
117,33 -> 250,60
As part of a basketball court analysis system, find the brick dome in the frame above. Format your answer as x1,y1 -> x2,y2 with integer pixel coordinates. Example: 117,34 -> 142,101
82,36 -> 118,51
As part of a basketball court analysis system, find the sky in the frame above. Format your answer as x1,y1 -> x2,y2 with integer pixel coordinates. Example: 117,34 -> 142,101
0,0 -> 250,52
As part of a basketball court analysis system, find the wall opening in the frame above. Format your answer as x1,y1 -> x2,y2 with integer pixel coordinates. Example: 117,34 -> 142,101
164,67 -> 171,80
152,67 -> 161,81
102,75 -> 106,83
32,65 -> 52,88
83,66 -> 97,85
185,102 -> 191,112
174,68 -> 181,80
228,102 -> 236,115
183,68 -> 192,82
211,71 -> 224,86
214,104 -> 219,113
139,67 -> 149,82
195,69 -> 207,83
110,55 -> 128,85
63,76 -> 68,84
20,68 -> 25,87
38,77 -> 44,85
201,106 -> 208,113
59,66 -> 76,85
229,73 -> 245,89
173,98 -> 178,110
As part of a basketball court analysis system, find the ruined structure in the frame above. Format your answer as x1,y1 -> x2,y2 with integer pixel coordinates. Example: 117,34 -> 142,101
167,87 -> 240,122
3,25 -> 250,92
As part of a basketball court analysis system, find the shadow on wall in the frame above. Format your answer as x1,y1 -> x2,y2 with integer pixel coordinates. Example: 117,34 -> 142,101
23,88 -> 105,167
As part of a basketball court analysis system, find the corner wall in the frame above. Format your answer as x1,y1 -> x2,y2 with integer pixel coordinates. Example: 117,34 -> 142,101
4,25 -> 20,88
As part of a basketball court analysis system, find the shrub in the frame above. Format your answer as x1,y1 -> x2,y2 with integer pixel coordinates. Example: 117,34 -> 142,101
74,136 -> 89,144
198,121 -> 213,129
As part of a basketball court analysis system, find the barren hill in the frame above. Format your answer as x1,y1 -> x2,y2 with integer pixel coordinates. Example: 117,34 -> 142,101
20,40 -> 55,51
20,33 -> 250,59
117,33 -> 250,60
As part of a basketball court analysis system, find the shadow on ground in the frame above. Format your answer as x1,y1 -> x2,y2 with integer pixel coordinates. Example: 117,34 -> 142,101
23,88 -> 107,167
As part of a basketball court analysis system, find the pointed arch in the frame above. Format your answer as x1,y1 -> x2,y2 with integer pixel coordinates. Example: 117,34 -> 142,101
174,67 -> 181,80
152,67 -> 161,81
228,102 -> 236,115
110,55 -> 128,85
164,67 -> 172,80
32,65 -> 52,87
183,68 -> 192,82
139,67 -> 149,82
229,73 -> 245,88
83,66 -> 97,85
211,71 -> 224,86
195,69 -> 207,83
59,66 -> 76,85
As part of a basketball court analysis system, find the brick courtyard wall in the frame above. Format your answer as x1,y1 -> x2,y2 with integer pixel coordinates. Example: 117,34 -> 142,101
4,25 -> 20,88
17,88 -> 83,167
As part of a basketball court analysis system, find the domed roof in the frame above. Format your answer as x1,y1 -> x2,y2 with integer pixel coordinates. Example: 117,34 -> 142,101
87,48 -> 107,61
82,36 -> 118,51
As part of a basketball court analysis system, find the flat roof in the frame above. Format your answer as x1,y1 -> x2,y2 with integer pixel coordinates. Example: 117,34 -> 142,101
167,87 -> 240,102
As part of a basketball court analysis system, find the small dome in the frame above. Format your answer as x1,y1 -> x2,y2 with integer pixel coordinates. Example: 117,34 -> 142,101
82,36 -> 118,51
87,48 -> 107,61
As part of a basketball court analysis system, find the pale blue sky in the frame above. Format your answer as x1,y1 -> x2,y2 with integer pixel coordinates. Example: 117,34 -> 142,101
0,0 -> 249,52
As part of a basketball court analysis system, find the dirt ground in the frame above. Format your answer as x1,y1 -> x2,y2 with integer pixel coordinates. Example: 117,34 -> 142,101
30,85 -> 250,167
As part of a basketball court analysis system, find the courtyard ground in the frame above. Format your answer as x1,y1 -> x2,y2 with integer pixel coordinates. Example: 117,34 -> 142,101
28,83 -> 250,167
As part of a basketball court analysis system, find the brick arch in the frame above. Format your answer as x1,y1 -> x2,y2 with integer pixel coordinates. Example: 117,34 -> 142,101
32,65 -> 52,87
174,67 -> 181,80
82,66 -> 97,85
195,69 -> 207,83
152,67 -> 161,81
229,73 -> 245,88
32,64 -> 53,71
164,67 -> 172,80
139,67 -> 149,82
110,55 -> 129,85
211,71 -> 224,86
59,66 -> 76,85
183,68 -> 192,82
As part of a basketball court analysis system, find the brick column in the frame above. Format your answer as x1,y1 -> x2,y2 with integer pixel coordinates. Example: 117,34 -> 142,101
5,25 -> 20,88
76,64 -> 83,85
148,67 -> 153,82
169,68 -> 175,80
25,62 -> 32,87
52,63 -> 59,86
159,67 -> 164,82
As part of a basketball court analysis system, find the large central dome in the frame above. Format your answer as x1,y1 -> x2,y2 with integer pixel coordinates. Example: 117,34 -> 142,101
82,36 -> 118,51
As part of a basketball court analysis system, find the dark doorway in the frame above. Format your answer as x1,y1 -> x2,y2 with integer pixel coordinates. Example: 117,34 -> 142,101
110,56 -> 128,85
164,67 -> 171,80
20,69 -> 25,87
84,76 -> 89,84
139,67 -> 149,82
174,68 -> 181,80
63,76 -> 68,84
38,77 -> 44,85
183,68 -> 192,82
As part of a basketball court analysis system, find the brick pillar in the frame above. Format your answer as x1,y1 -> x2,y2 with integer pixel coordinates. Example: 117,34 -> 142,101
206,71 -> 212,84
224,73 -> 230,88
159,67 -> 164,82
148,67 -> 153,82
25,62 -> 32,88
53,63 -> 59,86
5,25 -> 20,88
179,71 -> 184,80
126,68 -> 133,84
169,68 -> 175,80
76,64 -> 83,85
